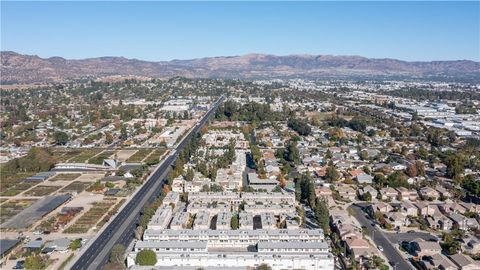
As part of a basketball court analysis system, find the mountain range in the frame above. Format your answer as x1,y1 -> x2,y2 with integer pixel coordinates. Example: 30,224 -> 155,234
1,51 -> 479,84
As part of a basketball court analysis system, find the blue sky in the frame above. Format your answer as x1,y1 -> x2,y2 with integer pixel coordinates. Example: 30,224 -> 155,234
1,1 -> 479,61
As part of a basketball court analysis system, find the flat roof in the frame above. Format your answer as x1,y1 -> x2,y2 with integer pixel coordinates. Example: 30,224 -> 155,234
136,241 -> 207,249
0,239 -> 20,256
258,241 -> 329,250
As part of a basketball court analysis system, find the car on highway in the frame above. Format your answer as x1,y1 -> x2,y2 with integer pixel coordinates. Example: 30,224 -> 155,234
378,245 -> 384,251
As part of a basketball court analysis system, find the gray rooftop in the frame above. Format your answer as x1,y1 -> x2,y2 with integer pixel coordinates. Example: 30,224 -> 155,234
1,194 -> 72,229
258,241 -> 329,250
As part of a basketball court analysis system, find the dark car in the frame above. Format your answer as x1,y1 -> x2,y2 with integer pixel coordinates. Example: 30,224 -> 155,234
13,260 -> 25,269
407,230 -> 415,233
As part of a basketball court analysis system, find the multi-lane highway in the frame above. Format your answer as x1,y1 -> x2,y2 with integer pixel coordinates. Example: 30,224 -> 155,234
70,96 -> 225,270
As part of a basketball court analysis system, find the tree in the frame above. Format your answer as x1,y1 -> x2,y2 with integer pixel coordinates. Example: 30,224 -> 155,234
104,262 -> 125,270
284,141 -> 300,164
278,174 -> 286,188
110,244 -> 126,265
119,125 -> 128,140
359,150 -> 369,161
24,255 -> 46,270
105,181 -> 115,188
105,132 -> 114,144
441,232 -> 461,255
256,264 -> 272,270
417,146 -> 428,160
445,154 -> 465,179
406,163 -> 418,177
69,239 -> 82,250
359,192 -> 372,202
135,249 -> 157,266
314,198 -> 331,234
185,168 -> 194,182
325,149 -> 332,159
287,118 -> 311,136
326,165 -> 340,182
416,161 -> 425,176
231,214 -> 239,230
295,180 -> 302,201
386,171 -> 409,188
367,255 -> 385,269
462,175 -> 480,196
53,131 -> 69,145
210,184 -> 223,192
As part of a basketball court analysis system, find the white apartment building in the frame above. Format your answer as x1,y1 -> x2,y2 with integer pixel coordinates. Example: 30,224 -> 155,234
147,205 -> 172,230
216,211 -> 232,230
239,212 -> 254,230
128,232 -> 333,270
170,212 -> 190,230
193,211 -> 210,230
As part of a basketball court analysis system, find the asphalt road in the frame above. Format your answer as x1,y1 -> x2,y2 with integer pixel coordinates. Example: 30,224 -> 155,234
70,96 -> 225,270
385,231 -> 438,244
349,204 -> 414,270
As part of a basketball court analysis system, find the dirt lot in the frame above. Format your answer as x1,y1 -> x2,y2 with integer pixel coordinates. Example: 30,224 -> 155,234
116,149 -> 138,162
74,173 -> 105,182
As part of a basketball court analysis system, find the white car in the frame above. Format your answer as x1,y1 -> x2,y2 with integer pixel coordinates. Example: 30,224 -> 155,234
378,245 -> 384,252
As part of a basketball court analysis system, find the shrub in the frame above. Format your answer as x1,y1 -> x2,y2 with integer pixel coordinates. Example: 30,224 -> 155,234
135,249 -> 157,266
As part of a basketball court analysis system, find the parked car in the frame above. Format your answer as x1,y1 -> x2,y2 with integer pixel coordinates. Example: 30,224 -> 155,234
13,260 -> 25,269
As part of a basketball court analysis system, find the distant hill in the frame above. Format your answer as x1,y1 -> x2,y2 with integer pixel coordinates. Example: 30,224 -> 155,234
1,51 -> 479,84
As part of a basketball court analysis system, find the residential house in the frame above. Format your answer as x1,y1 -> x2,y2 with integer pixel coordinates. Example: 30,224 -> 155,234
449,213 -> 479,231
345,238 -> 377,259
435,186 -> 452,200
368,202 -> 393,218
466,238 -> 480,254
419,187 -> 439,200
415,202 -> 439,217
441,202 -> 468,215
426,213 -> 453,231
449,253 -> 480,270
421,253 -> 457,270
337,223 -> 362,241
356,173 -> 374,184
380,187 -> 398,201
400,201 -> 419,217
337,185 -> 356,201
461,202 -> 480,214
314,167 -> 327,178
391,163 -> 407,171
411,239 -> 442,257
385,212 -> 410,229
315,186 -> 333,198
395,187 -> 418,201
358,185 -> 378,199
